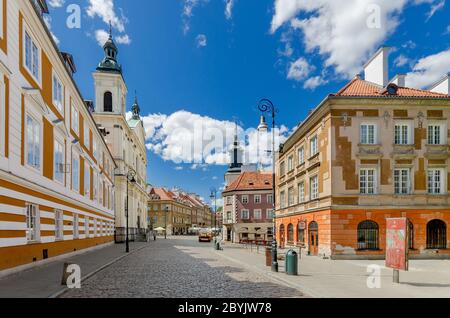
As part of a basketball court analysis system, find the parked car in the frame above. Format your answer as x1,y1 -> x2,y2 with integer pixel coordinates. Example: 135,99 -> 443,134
198,229 -> 213,242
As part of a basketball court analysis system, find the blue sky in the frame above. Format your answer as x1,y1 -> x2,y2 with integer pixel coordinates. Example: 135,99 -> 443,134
45,0 -> 449,205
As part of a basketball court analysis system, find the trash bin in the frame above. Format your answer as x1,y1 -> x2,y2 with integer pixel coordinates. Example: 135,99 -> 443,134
265,247 -> 272,267
285,250 -> 298,276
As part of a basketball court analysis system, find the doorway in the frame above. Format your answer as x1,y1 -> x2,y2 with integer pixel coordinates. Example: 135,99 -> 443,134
309,221 -> 319,256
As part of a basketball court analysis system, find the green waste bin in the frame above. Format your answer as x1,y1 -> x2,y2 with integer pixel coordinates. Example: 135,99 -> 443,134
285,250 -> 298,276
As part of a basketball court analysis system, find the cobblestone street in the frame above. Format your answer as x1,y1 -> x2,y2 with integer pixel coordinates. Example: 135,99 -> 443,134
61,237 -> 304,298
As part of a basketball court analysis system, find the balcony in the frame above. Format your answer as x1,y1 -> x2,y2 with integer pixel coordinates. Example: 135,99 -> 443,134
392,144 -> 416,160
425,144 -> 450,160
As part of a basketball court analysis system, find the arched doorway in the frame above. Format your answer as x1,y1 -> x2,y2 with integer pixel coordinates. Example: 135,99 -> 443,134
279,224 -> 285,248
427,220 -> 447,249
309,221 -> 319,256
287,224 -> 294,244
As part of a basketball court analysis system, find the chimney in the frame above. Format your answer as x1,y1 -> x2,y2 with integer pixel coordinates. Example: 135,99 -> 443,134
429,73 -> 450,94
363,47 -> 391,87
390,74 -> 407,87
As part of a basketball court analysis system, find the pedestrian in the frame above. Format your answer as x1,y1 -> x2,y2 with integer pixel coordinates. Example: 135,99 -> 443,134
153,231 -> 157,241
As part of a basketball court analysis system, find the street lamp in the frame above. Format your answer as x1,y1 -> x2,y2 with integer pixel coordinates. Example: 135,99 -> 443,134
125,168 -> 136,253
258,98 -> 279,273
210,188 -> 217,245
165,205 -> 168,239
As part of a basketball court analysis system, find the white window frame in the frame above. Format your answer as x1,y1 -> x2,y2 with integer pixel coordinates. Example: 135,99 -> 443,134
52,71 -> 63,113
93,139 -> 98,160
288,187 -> 295,206
428,121 -> 447,146
55,209 -> 63,240
54,138 -> 65,185
72,150 -> 79,192
71,105 -> 79,135
310,176 -> 319,200
0,74 -> 5,158
26,204 -> 39,242
267,209 -> 275,219
253,209 -> 262,220
226,196 -> 232,205
288,156 -> 294,172
25,112 -> 41,171
84,161 -> 90,198
267,194 -> 273,204
298,182 -> 305,203
298,147 -> 305,165
241,195 -> 249,204
0,0 -> 3,37
241,209 -> 250,220
394,168 -> 411,195
23,28 -> 41,84
93,171 -> 98,202
280,191 -> 286,209
310,135 -> 319,157
84,124 -> 89,149
394,121 -> 413,145
360,123 -> 377,145
280,161 -> 285,176
428,168 -> 445,195
360,168 -> 377,195
254,195 -> 261,204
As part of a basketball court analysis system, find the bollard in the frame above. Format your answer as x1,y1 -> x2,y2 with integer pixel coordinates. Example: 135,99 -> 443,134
285,250 -> 298,276
265,247 -> 272,267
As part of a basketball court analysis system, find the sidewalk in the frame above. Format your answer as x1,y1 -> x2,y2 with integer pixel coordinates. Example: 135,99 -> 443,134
0,242 -> 149,298
216,243 -> 450,298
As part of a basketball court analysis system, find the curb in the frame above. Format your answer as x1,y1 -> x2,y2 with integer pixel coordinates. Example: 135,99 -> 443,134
48,244 -> 150,298
213,249 -> 319,298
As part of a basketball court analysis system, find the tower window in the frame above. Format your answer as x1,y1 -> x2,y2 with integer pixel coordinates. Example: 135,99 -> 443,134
104,92 -> 113,112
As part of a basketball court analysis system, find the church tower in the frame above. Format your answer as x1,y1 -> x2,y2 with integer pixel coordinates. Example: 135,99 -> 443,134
224,124 -> 243,186
93,25 -> 128,116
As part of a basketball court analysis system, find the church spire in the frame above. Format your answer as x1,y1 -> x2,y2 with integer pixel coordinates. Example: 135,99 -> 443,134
131,92 -> 141,120
96,21 -> 122,74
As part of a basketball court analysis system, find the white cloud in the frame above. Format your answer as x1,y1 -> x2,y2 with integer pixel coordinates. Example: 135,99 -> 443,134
174,166 -> 184,171
48,0 -> 65,7
287,57 -> 314,81
43,16 -> 60,45
182,0 -> 209,34
141,110 -> 289,169
394,54 -> 410,67
426,0 -> 445,20
406,48 -> 450,88
196,34 -> 207,47
225,0 -> 235,20
87,0 -> 126,32
115,34 -> 132,45
303,76 -> 328,90
95,29 -> 109,46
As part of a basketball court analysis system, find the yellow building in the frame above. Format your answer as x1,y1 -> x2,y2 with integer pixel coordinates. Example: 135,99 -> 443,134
0,0 -> 116,272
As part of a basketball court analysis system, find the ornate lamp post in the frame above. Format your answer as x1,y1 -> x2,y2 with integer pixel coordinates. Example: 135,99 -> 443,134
258,98 -> 279,273
125,168 -> 136,253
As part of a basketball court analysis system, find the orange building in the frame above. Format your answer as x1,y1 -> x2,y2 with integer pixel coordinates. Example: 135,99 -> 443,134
275,48 -> 450,259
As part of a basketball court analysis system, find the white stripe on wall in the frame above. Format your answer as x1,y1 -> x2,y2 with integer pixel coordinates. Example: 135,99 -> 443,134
0,222 -> 27,231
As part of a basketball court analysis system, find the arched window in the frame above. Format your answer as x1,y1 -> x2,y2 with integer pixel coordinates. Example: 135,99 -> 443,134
287,224 -> 294,243
297,223 -> 305,245
104,92 -> 113,112
357,221 -> 379,250
427,220 -> 447,249
279,224 -> 285,242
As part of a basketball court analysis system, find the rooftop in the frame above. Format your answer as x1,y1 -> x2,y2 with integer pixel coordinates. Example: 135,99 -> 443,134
223,172 -> 273,193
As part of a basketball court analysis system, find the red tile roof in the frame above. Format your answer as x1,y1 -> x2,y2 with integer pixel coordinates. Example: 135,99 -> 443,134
333,77 -> 450,98
223,172 -> 273,193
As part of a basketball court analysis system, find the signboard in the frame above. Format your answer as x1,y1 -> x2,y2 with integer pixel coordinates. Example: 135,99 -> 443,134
298,221 -> 306,230
386,218 -> 409,271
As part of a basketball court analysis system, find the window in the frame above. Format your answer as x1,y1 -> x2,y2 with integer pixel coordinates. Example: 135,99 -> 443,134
54,140 -> 64,184
73,214 -> 79,239
297,224 -> 305,244
93,139 -> 98,160
394,123 -> 411,145
288,156 -> 294,172
241,195 -> 249,204
93,171 -> 98,202
241,210 -> 249,220
104,92 -> 113,112
267,194 -> 273,204
310,176 -> 319,200
298,182 -> 305,203
84,162 -> 90,198
287,224 -> 294,243
426,219 -> 447,249
360,124 -> 376,145
428,169 -> 444,195
288,187 -> 295,206
254,195 -> 261,204
25,114 -> 41,170
254,209 -> 262,220
280,161 -> 286,176
226,211 -> 232,222
84,125 -> 89,149
357,221 -> 379,250
25,31 -> 40,81
428,124 -> 445,145
360,169 -> 377,195
26,204 -> 39,242
267,209 -> 275,219
71,105 -> 79,134
310,135 -> 318,157
85,217 -> 90,238
226,196 -> 232,205
55,210 -> 63,240
52,74 -> 63,112
72,152 -> 79,192
394,169 -> 411,195
298,147 -> 305,165
280,191 -> 286,209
